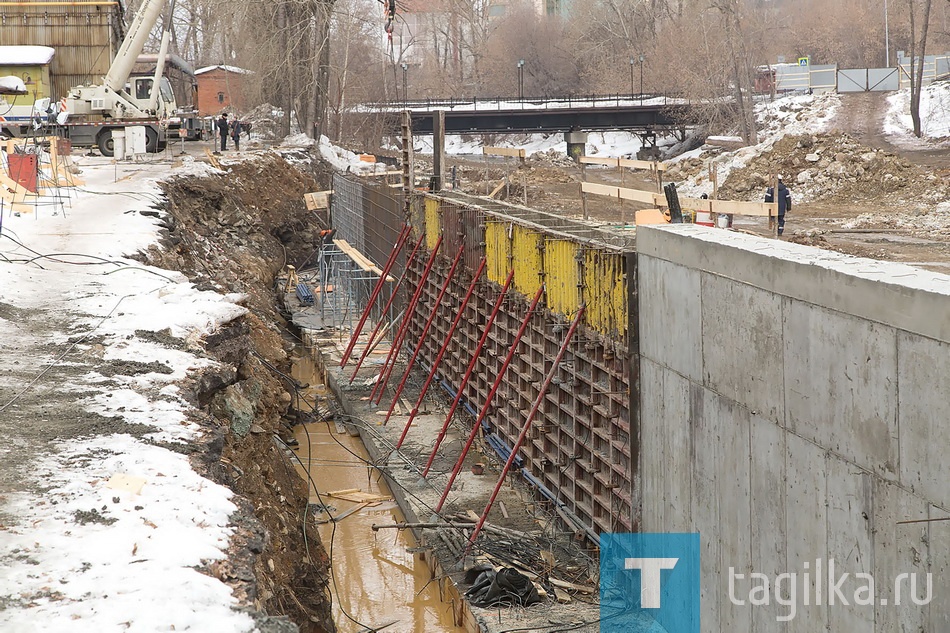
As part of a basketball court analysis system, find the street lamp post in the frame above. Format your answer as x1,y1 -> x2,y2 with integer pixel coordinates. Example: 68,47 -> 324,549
401,62 -> 408,105
884,0 -> 890,67
639,54 -> 645,105
517,59 -> 525,102
629,57 -> 635,98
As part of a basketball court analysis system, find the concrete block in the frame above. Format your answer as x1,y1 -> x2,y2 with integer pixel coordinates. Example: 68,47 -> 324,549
638,255 -> 702,381
898,331 -> 950,508
749,415 -> 788,630
784,298 -> 899,479
636,224 -> 950,344
785,433 -> 827,632
701,272 -> 784,425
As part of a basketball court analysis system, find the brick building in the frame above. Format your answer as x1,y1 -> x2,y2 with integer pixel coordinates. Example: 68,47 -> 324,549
195,65 -> 251,116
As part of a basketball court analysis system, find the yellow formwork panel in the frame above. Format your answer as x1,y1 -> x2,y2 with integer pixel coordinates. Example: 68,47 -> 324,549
544,238 -> 581,318
511,225 -> 543,296
485,220 -> 512,285
424,198 -> 441,249
411,197 -> 426,239
583,250 -> 628,339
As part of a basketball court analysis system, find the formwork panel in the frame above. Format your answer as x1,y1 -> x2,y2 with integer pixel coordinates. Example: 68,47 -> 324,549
460,207 -> 484,274
583,250 -> 628,340
441,204 -> 463,257
485,220 -> 511,286
545,238 -> 582,318
511,225 -> 543,296
424,198 -> 441,250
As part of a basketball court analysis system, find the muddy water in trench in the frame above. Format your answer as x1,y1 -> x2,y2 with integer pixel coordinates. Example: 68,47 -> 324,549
290,357 -> 464,633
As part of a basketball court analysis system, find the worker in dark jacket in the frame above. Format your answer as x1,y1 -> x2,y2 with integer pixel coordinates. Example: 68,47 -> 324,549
765,176 -> 792,236
216,113 -> 229,152
230,118 -> 242,152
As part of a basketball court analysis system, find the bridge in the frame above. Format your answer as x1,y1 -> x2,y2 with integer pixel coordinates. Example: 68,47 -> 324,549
372,95 -> 703,135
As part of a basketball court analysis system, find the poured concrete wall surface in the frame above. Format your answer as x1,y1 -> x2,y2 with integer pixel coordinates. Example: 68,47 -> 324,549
638,224 -> 950,631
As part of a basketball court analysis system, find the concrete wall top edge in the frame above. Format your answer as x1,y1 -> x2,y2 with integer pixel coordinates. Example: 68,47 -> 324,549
638,224 -> 950,343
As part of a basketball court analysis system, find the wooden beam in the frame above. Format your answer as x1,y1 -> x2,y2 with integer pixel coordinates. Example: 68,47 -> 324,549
581,181 -> 663,206
710,199 -> 777,217
483,147 -> 526,160
333,239 -> 395,281
304,190 -> 332,210
579,156 -> 667,172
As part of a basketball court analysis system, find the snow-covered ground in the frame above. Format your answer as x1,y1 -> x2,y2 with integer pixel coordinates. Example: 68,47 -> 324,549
885,81 -> 950,145
0,155 -> 256,632
410,129 -> 645,158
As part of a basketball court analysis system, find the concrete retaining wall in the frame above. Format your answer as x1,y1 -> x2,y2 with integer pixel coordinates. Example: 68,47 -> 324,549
637,224 -> 950,631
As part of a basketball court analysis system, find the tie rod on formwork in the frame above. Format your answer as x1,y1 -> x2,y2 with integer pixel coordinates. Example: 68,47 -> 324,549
395,256 -> 488,450
434,283 -> 546,514
422,268 -> 515,477
348,231 -> 426,384
371,235 -> 444,404
466,304 -> 587,553
340,223 -> 410,368
385,244 -> 465,425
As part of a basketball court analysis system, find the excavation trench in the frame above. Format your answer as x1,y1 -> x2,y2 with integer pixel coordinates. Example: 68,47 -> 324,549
289,354 -> 465,633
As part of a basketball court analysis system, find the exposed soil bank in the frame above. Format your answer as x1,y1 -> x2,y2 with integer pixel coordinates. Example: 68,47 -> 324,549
143,151 -> 337,632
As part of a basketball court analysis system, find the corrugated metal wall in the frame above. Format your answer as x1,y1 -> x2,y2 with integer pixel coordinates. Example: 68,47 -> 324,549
1,3 -> 124,99
330,181 -> 639,537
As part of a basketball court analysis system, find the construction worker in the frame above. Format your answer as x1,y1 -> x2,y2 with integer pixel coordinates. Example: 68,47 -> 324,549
765,176 -> 792,236
215,113 -> 229,152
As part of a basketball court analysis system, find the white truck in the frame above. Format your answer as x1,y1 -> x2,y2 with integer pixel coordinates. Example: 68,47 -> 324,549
0,0 -> 181,156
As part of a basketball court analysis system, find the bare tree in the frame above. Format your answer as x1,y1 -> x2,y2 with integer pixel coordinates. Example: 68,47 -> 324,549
906,0 -> 934,137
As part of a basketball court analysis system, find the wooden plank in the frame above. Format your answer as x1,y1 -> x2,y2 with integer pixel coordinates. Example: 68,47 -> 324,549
488,181 -> 506,199
618,186 -> 664,205
711,199 -> 777,217
579,156 -> 621,167
332,239 -> 395,281
304,190 -> 332,210
203,148 -> 222,169
582,181 -> 662,205
679,196 -> 713,213
484,146 -> 526,159
579,156 -> 667,171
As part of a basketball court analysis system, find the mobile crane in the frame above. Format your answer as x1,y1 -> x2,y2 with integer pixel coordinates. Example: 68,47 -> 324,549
0,0 -> 181,156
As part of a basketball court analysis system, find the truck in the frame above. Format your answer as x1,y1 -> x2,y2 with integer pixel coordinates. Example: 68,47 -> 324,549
0,0 -> 186,156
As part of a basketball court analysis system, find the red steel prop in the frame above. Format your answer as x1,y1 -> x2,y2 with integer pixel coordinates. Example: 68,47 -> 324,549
434,283 -> 545,513
370,236 -> 444,403
384,244 -> 465,424
348,232 -> 426,384
395,257 -> 487,449
466,305 -> 586,551
422,268 -> 514,477
339,223 -> 410,367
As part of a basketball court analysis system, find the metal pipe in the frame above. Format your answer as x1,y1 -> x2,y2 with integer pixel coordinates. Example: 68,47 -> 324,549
466,305 -> 586,550
348,232 -> 424,384
385,244 -> 465,425
340,223 -> 409,367
396,257 -> 487,449
422,268 -> 514,477
434,283 -> 545,512
370,236 -> 443,403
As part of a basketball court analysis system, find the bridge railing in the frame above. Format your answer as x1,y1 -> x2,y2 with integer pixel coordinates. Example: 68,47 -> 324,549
363,93 -> 688,112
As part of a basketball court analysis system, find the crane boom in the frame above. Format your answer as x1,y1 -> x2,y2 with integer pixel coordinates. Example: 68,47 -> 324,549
104,0 -> 167,92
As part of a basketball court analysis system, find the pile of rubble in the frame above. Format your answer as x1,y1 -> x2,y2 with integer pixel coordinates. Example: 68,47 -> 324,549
716,133 -> 943,205
526,148 -> 576,168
